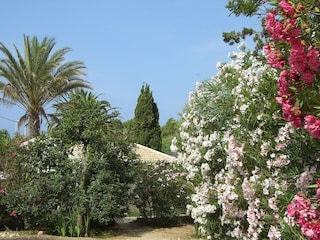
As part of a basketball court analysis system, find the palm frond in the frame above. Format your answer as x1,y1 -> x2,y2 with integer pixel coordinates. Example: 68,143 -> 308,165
0,35 -> 92,137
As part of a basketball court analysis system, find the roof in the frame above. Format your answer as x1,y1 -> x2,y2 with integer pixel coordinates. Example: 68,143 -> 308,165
133,143 -> 176,163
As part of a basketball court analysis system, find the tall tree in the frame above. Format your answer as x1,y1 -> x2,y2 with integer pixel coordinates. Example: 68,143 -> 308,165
0,35 -> 91,138
50,89 -> 134,232
133,83 -> 162,151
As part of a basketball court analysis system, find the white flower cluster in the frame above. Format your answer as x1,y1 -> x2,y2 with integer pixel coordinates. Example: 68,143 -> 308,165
173,47 -> 317,239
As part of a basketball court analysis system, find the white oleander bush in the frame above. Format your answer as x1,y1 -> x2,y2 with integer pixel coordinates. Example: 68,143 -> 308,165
173,46 -> 320,239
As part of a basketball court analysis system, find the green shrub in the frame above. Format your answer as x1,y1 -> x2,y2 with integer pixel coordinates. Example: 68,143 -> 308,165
0,136 -> 80,230
132,160 -> 191,225
0,135 -> 134,235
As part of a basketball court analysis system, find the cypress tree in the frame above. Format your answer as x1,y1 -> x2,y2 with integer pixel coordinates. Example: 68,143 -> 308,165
133,83 -> 162,151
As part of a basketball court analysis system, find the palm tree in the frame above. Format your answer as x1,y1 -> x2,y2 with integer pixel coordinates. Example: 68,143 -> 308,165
0,35 -> 92,138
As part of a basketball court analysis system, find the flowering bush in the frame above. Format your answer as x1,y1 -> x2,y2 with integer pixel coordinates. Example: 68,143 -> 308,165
263,0 -> 320,138
173,44 -> 320,239
263,1 -> 320,239
287,180 -> 320,240
0,136 -> 81,230
0,135 -> 27,229
132,160 -> 191,225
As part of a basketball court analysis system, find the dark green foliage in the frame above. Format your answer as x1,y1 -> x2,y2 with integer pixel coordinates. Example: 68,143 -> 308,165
0,129 -> 10,155
51,90 -> 135,229
86,167 -> 127,224
223,0 -> 270,56
226,0 -> 262,17
133,84 -> 162,151
222,28 -> 254,45
0,136 -> 79,230
132,161 -> 191,225
0,90 -> 135,235
161,118 -> 180,154
51,89 -> 120,147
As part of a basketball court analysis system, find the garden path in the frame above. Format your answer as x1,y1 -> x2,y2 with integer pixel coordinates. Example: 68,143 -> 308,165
0,217 -> 199,240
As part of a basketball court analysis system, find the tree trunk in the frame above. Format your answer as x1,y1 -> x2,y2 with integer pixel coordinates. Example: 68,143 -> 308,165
28,111 -> 40,138
77,144 -> 88,233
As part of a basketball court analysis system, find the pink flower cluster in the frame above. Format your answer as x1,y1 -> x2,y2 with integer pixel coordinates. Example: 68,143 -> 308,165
287,179 -> 320,240
0,183 -> 5,195
263,0 -> 320,137
10,210 -> 17,217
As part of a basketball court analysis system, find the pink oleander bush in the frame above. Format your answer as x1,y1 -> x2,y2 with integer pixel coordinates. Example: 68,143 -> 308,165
287,180 -> 320,240
263,0 -> 320,137
263,1 -> 320,239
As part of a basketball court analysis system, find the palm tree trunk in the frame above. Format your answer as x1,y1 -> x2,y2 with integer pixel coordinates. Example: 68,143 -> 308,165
28,111 -> 40,138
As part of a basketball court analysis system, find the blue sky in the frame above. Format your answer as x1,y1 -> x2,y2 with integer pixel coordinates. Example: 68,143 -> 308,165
0,1 -> 261,135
